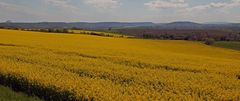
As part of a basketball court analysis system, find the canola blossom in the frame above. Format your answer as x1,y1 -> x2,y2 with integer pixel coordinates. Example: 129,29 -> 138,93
0,29 -> 240,100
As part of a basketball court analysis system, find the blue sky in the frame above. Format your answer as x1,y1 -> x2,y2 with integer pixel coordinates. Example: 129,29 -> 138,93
0,0 -> 240,23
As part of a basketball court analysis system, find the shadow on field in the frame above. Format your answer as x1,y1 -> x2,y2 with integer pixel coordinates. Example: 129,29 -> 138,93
0,43 -> 33,48
0,43 -> 18,47
237,75 -> 240,80
0,74 -> 93,101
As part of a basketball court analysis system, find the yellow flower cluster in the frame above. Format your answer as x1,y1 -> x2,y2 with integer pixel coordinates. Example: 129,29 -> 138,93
0,29 -> 240,100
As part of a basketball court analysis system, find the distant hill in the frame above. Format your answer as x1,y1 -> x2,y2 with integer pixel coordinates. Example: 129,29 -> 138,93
155,21 -> 203,29
114,21 -> 240,41
0,22 -> 154,29
152,21 -> 240,31
0,21 -> 240,31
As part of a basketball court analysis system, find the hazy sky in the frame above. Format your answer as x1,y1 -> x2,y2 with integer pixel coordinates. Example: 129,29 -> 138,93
0,0 -> 240,23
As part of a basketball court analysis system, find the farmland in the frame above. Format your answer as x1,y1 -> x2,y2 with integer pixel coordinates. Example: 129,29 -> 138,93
212,41 -> 240,51
0,29 -> 240,100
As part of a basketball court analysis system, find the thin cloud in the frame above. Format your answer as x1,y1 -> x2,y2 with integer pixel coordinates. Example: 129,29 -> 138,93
187,0 -> 240,11
43,0 -> 78,12
0,1 -> 49,21
84,0 -> 120,9
144,0 -> 188,9
145,0 -> 240,11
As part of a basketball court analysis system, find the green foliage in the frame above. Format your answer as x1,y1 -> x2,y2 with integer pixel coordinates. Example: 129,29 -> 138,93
205,38 -> 215,45
0,85 -> 42,101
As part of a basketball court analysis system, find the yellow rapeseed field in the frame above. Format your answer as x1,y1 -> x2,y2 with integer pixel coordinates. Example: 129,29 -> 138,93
0,29 -> 240,101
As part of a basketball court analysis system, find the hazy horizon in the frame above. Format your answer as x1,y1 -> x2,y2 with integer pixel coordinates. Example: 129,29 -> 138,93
1,0 -> 240,23
1,21 -> 238,24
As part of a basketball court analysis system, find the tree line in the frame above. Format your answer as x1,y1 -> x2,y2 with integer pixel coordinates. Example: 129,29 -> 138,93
115,29 -> 240,41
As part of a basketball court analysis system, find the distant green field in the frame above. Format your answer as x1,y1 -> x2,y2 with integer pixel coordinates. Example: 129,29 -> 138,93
0,85 -> 42,101
212,41 -> 240,51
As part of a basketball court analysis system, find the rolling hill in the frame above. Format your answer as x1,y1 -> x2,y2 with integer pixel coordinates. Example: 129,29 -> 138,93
0,29 -> 240,100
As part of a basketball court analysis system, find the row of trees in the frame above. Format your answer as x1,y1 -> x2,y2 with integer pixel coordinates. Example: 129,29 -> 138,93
141,33 -> 240,41
26,28 -> 69,33
0,27 -> 126,38
116,29 -> 240,41
0,27 -> 69,33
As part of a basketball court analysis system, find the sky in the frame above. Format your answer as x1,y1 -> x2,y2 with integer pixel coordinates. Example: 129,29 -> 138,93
0,0 -> 240,23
